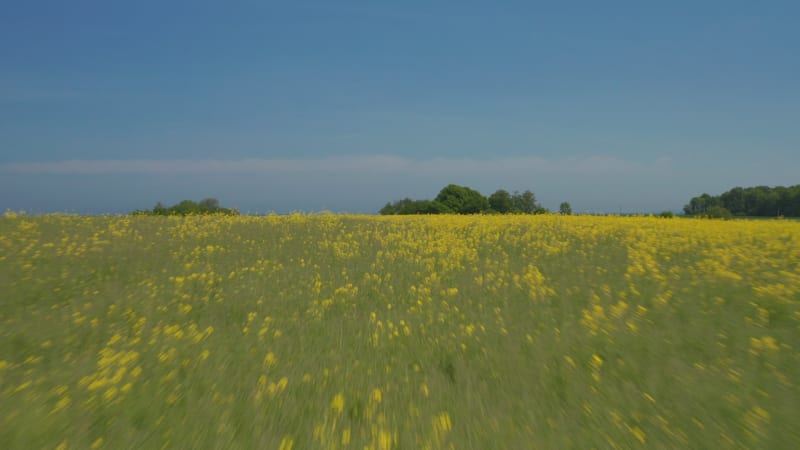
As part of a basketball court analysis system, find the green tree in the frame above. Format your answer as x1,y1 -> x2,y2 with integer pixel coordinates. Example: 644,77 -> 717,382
173,200 -> 200,215
719,187 -> 746,214
511,190 -> 542,214
379,202 -> 397,215
684,193 -> 718,215
199,198 -> 220,211
684,185 -> 800,217
414,200 -> 452,214
488,190 -> 513,213
379,198 -> 452,215
153,202 -> 167,215
133,199 -> 238,216
435,184 -> 489,214
559,202 -> 572,215
706,205 -> 733,220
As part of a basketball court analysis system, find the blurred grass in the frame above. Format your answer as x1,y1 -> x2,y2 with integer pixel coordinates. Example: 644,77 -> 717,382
1,213 -> 798,449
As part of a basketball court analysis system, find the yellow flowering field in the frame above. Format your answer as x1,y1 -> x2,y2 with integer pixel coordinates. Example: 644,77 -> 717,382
1,213 -> 798,449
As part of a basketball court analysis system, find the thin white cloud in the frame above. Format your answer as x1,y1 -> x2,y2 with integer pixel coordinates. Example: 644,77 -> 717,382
0,155 -> 672,176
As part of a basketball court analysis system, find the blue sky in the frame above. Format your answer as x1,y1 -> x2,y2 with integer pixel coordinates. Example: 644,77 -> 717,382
2,0 -> 798,214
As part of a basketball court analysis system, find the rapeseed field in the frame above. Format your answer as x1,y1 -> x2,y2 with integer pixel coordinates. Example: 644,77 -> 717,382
1,213 -> 798,449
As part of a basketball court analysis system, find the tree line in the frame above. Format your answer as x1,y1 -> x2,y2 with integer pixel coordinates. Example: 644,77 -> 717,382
684,185 -> 800,218
132,198 -> 240,216
380,184 -> 571,215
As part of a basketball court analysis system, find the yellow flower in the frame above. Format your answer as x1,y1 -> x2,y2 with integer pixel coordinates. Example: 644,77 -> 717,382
629,426 -> 646,443
51,396 -> 71,414
331,393 -> 345,414
103,387 -> 117,402
278,436 -> 294,450
379,430 -> 393,450
433,411 -> 452,435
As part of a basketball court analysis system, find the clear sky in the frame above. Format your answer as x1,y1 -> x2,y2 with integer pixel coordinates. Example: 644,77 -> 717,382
2,0 -> 798,214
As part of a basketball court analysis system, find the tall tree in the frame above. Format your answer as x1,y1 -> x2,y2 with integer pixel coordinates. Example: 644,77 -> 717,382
685,185 -> 800,217
435,184 -> 489,214
199,198 -> 220,211
489,189 -> 513,213
511,190 -> 541,214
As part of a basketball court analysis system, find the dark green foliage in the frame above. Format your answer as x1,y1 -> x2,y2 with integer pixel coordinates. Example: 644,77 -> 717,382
684,185 -> 800,217
379,202 -> 396,215
379,199 -> 452,215
683,193 -> 720,216
152,202 -> 168,215
559,201 -> 572,215
435,184 -> 490,214
132,198 -> 239,216
511,190 -> 546,214
658,211 -> 675,218
380,185 -> 546,215
488,190 -> 513,213
173,200 -> 202,215
705,205 -> 733,220
198,198 -> 220,210
416,201 -> 453,214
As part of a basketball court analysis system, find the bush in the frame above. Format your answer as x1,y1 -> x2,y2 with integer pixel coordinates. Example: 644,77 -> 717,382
705,206 -> 733,220
658,211 -> 674,218
381,185 -> 545,215
379,199 -> 452,215
132,199 -> 239,216
488,190 -> 513,214
435,184 -> 489,214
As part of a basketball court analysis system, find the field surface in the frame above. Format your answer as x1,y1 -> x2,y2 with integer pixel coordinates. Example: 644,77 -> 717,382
1,213 -> 799,449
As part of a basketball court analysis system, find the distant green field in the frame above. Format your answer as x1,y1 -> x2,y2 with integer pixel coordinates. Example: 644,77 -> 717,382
1,213 -> 798,449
